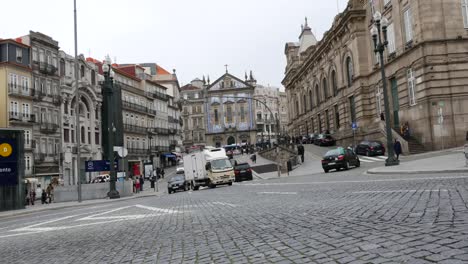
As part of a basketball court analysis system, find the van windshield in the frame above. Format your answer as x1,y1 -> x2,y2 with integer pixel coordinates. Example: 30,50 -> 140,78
211,159 -> 233,170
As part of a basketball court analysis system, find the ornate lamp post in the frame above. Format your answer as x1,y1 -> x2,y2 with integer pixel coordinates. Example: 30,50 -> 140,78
371,11 -> 399,166
102,57 -> 120,198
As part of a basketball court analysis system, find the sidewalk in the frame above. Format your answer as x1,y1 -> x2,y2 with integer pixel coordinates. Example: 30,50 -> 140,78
0,176 -> 170,219
367,152 -> 468,174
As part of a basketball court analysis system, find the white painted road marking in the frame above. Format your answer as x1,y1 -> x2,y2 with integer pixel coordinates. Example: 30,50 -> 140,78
243,175 -> 468,186
0,205 -> 182,238
211,202 -> 238,207
257,192 -> 298,195
352,189 -> 448,194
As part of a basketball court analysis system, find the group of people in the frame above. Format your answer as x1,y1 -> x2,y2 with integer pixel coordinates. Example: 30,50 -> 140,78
25,183 -> 54,206
132,167 -> 165,193
401,122 -> 411,139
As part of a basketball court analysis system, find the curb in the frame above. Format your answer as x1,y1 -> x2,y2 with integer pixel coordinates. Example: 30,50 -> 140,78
0,191 -> 165,220
367,168 -> 468,175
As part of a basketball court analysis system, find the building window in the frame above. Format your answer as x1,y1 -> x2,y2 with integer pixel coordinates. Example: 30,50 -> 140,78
309,90 -> 313,110
80,65 -> 85,78
315,85 -> 320,106
463,0 -> 468,28
214,109 -> 219,124
407,68 -> 417,106
240,105 -> 245,122
376,85 -> 383,116
64,129 -> 70,143
71,130 -> 75,143
91,70 -> 96,85
349,96 -> 356,123
346,56 -> 354,86
384,0 -> 391,6
16,48 -> 23,63
25,130 -> 31,145
81,126 -> 85,143
295,100 -> 299,117
322,78 -> 328,99
32,47 -> 38,62
403,8 -> 413,43
331,70 -> 338,96
226,105 -> 233,123
303,96 -> 307,113
334,105 -> 340,130
387,23 -> 396,54
25,156 -> 31,171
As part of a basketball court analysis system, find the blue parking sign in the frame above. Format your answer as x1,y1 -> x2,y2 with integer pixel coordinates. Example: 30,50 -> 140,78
352,122 -> 357,130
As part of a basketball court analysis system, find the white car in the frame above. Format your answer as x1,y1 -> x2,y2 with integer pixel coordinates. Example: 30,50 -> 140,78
176,167 -> 185,174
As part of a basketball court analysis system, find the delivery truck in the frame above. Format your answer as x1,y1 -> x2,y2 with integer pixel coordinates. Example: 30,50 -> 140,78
183,147 -> 235,190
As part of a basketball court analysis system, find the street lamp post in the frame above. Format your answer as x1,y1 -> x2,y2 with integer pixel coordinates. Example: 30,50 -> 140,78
102,58 -> 120,199
371,11 -> 399,167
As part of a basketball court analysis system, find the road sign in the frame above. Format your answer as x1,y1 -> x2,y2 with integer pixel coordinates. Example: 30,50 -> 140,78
85,160 -> 119,172
352,122 -> 358,130
0,138 -> 18,186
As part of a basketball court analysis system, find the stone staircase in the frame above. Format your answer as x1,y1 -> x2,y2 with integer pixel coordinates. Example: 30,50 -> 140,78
406,136 -> 427,155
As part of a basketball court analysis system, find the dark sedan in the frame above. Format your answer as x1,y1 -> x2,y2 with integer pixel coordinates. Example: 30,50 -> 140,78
355,140 -> 386,156
167,175 -> 189,194
314,134 -> 336,146
321,147 -> 360,173
234,163 -> 253,182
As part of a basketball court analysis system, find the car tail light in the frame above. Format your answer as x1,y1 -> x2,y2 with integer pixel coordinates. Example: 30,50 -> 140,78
370,147 -> 374,150
338,155 -> 345,160
234,170 -> 240,175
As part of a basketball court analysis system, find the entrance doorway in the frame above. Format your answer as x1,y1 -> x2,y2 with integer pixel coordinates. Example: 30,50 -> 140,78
227,136 -> 236,145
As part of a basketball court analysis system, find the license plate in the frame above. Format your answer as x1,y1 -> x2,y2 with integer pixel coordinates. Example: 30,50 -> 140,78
240,170 -> 246,173
328,162 -> 335,165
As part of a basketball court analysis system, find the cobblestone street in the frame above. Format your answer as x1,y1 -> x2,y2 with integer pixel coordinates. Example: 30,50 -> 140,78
1,168 -> 468,264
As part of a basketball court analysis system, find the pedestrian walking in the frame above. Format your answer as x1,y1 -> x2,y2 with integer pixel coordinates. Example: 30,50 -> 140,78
30,190 -> 36,205
161,169 -> 165,179
135,177 -> 140,193
46,184 -> 54,204
394,139 -> 402,160
25,188 -> 30,206
297,144 -> 305,163
250,154 -> 257,164
41,189 -> 48,204
140,175 -> 144,192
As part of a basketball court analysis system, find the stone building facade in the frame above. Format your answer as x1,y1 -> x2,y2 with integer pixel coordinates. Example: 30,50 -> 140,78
181,78 -> 206,148
59,52 -> 103,185
283,0 -> 468,151
253,84 -> 281,143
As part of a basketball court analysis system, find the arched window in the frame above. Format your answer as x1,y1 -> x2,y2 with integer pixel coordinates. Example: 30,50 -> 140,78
346,56 -> 354,86
309,90 -> 313,110
331,70 -> 338,96
91,70 -> 96,85
295,99 -> 299,117
315,84 -> 320,106
322,78 -> 328,99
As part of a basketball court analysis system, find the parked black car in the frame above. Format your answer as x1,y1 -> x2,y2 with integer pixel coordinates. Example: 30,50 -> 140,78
234,163 -> 253,182
355,140 -> 386,156
314,134 -> 336,146
167,174 -> 189,194
321,147 -> 360,173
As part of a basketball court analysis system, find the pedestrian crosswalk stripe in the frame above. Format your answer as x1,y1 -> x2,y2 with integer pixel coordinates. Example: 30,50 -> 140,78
360,156 -> 384,161
377,156 -> 387,159
359,159 -> 374,163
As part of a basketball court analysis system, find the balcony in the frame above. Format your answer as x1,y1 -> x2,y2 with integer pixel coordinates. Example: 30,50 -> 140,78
122,101 -> 148,114
148,91 -> 169,101
147,109 -> 157,116
33,89 -> 45,101
8,84 -> 34,97
156,127 -> 169,135
127,148 -> 148,155
52,94 -> 62,105
123,124 -> 148,134
38,61 -> 57,75
169,140 -> 178,146
9,112 -> 36,124
34,153 -> 45,162
156,146 -> 170,152
39,122 -> 59,134
168,128 -> 177,135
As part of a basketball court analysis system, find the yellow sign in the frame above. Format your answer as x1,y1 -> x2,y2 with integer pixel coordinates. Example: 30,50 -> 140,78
0,143 -> 13,158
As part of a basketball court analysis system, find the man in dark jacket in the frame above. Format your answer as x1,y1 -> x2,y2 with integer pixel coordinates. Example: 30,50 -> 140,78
297,144 -> 305,163
394,139 -> 402,160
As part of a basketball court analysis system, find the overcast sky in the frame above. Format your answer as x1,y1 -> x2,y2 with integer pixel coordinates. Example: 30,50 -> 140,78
1,0 -> 347,88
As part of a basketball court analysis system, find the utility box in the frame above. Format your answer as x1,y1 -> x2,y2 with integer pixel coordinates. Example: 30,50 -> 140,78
0,129 -> 25,211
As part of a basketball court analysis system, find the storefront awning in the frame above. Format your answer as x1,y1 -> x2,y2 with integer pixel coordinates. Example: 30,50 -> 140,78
162,153 -> 176,158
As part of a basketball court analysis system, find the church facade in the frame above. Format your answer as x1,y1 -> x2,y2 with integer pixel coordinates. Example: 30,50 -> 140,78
204,72 -> 257,147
